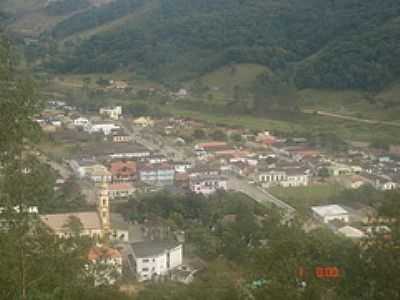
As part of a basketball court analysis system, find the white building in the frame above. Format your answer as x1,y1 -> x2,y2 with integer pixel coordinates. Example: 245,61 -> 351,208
99,106 -> 122,120
311,205 -> 349,224
173,162 -> 192,173
128,241 -> 183,282
258,168 -> 310,188
190,175 -> 227,195
73,117 -> 90,127
84,122 -> 120,136
337,226 -> 366,240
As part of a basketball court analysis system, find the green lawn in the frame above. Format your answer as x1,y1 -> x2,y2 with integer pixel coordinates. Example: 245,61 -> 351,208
299,87 -> 400,122
163,103 -> 400,144
269,184 -> 344,216
191,63 -> 270,98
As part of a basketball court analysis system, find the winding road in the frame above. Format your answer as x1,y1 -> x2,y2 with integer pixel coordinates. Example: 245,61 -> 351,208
303,109 -> 400,127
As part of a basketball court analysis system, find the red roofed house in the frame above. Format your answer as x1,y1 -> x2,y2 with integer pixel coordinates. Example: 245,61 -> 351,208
87,246 -> 123,286
256,131 -> 278,146
195,142 -> 231,152
110,160 -> 137,182
286,146 -> 320,160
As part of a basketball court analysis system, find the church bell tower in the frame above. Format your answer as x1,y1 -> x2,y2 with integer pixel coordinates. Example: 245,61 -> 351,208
98,179 -> 111,234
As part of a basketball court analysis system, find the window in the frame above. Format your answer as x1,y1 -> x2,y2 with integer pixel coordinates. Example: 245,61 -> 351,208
142,268 -> 149,271
142,259 -> 149,263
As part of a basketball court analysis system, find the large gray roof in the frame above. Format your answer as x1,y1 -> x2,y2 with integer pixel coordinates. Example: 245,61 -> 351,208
131,240 -> 181,258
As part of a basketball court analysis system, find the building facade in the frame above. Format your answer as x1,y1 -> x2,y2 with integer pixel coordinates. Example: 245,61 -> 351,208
190,175 -> 228,195
139,163 -> 175,186
128,241 -> 183,282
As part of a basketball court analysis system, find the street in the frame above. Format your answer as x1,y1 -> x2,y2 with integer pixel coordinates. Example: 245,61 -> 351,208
227,177 -> 296,221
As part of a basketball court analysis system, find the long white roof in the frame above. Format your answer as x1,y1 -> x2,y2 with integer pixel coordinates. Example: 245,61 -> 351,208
311,204 -> 348,217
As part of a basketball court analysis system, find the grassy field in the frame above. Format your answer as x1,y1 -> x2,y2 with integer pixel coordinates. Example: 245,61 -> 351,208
163,103 -> 400,144
192,64 -> 270,99
299,86 -> 400,122
269,184 -> 344,216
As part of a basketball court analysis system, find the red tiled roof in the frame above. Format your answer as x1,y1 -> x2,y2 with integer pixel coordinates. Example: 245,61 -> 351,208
110,161 -> 137,176
108,183 -> 135,191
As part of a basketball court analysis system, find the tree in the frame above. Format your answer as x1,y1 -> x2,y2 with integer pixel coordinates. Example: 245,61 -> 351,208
0,37 -> 130,300
230,132 -> 242,143
318,167 -> 330,178
192,128 -> 206,140
210,129 -> 227,141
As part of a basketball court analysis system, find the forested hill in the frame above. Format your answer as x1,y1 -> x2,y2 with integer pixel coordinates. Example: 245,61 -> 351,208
41,0 -> 400,89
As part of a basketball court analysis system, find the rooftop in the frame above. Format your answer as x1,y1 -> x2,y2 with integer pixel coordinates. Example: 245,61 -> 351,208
41,212 -> 101,231
337,226 -> 365,239
311,205 -> 348,217
131,240 -> 181,258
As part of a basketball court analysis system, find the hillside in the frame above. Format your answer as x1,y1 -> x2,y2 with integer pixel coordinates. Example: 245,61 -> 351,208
35,0 -> 400,91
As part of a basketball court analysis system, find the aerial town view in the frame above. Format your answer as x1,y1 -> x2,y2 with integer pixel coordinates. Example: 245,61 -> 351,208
0,0 -> 399,299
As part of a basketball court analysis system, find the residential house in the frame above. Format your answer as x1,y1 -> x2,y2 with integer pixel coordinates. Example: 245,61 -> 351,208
147,154 -> 168,165
87,246 -> 123,286
173,161 -> 192,173
256,131 -> 279,146
311,205 -> 349,224
73,117 -> 90,127
258,167 -> 310,188
90,165 -> 113,183
128,241 -> 183,282
85,121 -> 120,136
110,160 -> 137,182
327,163 -> 354,176
99,106 -> 122,120
337,226 -> 366,240
108,183 -> 136,199
362,174 -> 398,191
139,163 -> 175,186
190,175 -> 228,195
69,161 -> 112,183
133,117 -> 154,127
111,129 -> 132,143
189,165 -> 220,178
195,142 -> 231,153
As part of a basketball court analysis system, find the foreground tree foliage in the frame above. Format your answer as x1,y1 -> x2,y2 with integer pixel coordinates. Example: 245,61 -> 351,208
0,38 -> 129,300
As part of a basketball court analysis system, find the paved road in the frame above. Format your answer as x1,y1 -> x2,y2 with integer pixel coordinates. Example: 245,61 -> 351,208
227,177 -> 296,221
303,109 -> 400,127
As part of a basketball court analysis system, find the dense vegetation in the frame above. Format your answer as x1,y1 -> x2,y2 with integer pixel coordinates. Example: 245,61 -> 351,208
45,0 -> 90,16
46,0 -> 400,90
50,0 -> 144,38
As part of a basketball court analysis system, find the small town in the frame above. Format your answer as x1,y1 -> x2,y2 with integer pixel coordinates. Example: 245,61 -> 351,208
28,97 -> 399,291
1,1 -> 400,299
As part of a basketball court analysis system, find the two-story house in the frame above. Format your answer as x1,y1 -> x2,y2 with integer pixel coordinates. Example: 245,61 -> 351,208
128,241 -> 183,282
139,163 -> 175,186
258,167 -> 310,188
110,160 -> 137,182
190,175 -> 228,195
